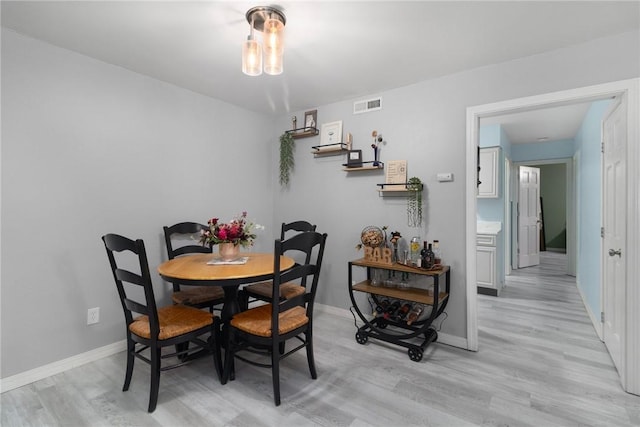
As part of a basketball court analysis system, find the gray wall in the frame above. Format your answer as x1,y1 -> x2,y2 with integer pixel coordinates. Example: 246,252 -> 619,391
1,30 -> 277,378
271,30 -> 639,340
2,27 -> 639,379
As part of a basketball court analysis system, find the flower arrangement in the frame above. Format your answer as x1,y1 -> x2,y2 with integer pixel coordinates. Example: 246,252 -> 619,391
199,212 -> 261,248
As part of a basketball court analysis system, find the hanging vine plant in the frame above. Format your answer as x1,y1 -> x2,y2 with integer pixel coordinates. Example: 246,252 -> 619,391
407,177 -> 423,227
279,132 -> 295,186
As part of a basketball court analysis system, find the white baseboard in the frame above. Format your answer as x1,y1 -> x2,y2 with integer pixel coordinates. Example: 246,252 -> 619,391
1,305 -> 469,393
0,340 -> 126,393
315,303 -> 469,350
576,280 -> 603,341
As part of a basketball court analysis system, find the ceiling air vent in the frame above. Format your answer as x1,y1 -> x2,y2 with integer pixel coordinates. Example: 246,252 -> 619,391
353,97 -> 382,114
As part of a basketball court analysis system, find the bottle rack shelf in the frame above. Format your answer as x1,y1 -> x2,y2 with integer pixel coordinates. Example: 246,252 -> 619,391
348,259 -> 450,362
286,127 -> 319,139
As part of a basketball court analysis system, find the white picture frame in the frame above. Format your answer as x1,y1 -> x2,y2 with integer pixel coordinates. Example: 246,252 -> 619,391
320,120 -> 343,146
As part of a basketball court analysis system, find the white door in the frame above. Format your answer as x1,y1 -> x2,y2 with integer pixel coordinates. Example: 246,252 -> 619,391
603,98 -> 627,372
518,166 -> 541,268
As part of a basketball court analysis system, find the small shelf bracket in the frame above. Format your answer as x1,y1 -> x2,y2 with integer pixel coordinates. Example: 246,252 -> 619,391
342,161 -> 385,171
311,142 -> 348,155
286,126 -> 319,139
376,182 -> 424,191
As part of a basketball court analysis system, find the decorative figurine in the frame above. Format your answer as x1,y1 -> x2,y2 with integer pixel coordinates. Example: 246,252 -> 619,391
371,130 -> 383,166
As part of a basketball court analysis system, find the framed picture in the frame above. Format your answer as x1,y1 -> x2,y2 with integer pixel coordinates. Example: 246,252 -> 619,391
347,150 -> 363,168
320,120 -> 343,146
304,110 -> 317,129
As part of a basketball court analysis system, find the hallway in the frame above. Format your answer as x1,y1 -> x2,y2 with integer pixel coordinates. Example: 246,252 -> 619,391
477,251 -> 639,424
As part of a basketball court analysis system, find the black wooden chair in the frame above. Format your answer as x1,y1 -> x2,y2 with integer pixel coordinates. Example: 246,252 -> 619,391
163,222 -> 225,312
222,231 -> 327,406
102,233 -> 222,413
240,221 -> 316,309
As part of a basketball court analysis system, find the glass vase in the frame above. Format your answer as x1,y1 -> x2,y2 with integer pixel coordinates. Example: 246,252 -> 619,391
218,242 -> 240,261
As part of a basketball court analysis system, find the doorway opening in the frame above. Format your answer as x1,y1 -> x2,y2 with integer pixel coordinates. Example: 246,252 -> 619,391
465,78 -> 640,394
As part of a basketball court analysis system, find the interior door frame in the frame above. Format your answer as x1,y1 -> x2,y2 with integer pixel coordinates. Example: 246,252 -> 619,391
465,78 -> 639,395
511,158 -> 575,275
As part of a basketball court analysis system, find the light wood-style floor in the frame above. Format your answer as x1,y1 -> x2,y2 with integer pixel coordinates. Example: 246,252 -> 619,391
2,252 -> 639,426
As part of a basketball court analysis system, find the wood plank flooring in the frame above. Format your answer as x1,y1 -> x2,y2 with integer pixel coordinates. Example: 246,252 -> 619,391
2,252 -> 639,426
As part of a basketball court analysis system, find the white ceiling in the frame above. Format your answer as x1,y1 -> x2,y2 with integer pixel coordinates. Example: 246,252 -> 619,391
2,1 -> 638,119
481,102 -> 595,144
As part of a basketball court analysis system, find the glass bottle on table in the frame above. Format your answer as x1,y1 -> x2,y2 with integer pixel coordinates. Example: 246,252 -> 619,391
433,239 -> 442,266
410,236 -> 421,266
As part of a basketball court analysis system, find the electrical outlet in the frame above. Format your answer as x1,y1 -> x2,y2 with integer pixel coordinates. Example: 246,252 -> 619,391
87,307 -> 100,325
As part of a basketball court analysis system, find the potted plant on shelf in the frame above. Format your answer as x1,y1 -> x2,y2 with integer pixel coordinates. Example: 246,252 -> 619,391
280,132 -> 295,186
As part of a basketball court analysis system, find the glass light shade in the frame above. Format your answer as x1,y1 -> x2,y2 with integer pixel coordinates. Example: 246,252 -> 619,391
263,48 -> 283,75
263,17 -> 284,54
242,38 -> 262,76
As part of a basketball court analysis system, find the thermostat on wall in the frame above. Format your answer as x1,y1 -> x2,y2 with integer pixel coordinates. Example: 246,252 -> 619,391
437,173 -> 454,182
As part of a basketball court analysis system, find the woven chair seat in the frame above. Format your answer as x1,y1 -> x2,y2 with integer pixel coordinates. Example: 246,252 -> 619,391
130,305 -> 214,340
230,304 -> 308,337
244,281 -> 305,300
172,286 -> 224,305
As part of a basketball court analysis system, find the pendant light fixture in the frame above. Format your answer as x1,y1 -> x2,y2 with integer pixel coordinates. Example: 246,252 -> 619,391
242,6 -> 286,76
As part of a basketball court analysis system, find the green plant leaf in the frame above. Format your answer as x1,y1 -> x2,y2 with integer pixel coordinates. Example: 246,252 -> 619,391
280,132 -> 295,186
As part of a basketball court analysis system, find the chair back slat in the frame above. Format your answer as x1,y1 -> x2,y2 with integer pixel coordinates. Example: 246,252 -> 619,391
115,268 -> 144,286
102,233 -> 160,338
123,298 -> 149,316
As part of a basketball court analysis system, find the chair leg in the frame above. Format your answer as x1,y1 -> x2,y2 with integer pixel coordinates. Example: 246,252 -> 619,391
272,341 -> 281,406
305,330 -> 317,379
123,339 -> 135,391
148,348 -> 161,413
211,320 -> 223,383
175,342 -> 189,361
238,290 -> 249,311
221,332 -> 234,385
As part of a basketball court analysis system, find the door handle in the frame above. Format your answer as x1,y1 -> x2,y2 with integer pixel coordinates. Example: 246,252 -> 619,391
608,249 -> 622,257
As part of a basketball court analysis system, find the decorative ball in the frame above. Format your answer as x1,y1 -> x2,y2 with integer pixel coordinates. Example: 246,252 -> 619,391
361,226 -> 385,248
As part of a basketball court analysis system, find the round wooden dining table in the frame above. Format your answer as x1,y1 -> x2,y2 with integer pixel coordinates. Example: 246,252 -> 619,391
157,252 -> 295,322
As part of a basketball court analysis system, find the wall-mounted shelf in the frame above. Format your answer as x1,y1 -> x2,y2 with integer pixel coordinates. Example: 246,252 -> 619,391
376,182 -> 424,195
311,143 -> 348,156
286,127 -> 319,139
342,161 -> 384,171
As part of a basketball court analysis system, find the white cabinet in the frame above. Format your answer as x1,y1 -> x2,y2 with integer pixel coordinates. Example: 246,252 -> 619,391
478,147 -> 499,198
477,244 -> 497,289
477,222 -> 502,296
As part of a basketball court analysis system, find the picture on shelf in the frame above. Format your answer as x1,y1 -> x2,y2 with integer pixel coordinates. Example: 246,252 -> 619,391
347,150 -> 363,168
304,110 -> 317,129
320,120 -> 343,146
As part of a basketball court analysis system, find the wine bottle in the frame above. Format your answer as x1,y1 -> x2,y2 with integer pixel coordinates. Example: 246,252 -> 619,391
420,241 -> 428,269
424,243 -> 435,269
397,302 -> 413,320
374,298 -> 391,315
406,304 -> 424,325
383,300 -> 401,319
421,241 -> 434,269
